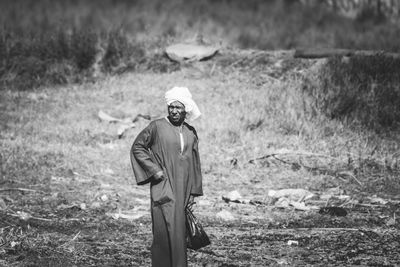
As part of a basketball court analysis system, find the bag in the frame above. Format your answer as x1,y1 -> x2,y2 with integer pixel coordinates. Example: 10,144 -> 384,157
185,206 -> 211,250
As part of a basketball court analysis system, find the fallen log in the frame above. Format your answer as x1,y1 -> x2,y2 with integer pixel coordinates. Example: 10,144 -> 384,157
294,48 -> 400,59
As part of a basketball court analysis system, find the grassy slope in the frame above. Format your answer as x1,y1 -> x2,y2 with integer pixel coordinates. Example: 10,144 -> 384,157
1,50 -> 400,265
2,49 -> 400,214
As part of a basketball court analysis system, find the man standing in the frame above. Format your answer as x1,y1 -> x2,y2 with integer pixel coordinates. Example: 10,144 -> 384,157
130,86 -> 203,267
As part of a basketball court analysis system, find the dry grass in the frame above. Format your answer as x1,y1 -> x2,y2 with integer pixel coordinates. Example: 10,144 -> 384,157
1,51 -> 399,203
1,1 -> 400,264
1,51 -> 400,265
302,55 -> 400,130
2,0 -> 400,90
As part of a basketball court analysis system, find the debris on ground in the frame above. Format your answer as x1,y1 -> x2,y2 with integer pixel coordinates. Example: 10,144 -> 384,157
268,188 -> 318,211
319,206 -> 348,217
222,190 -> 263,205
97,110 -> 152,138
165,43 -> 219,62
216,210 -> 235,221
106,208 -> 148,221
268,188 -> 314,202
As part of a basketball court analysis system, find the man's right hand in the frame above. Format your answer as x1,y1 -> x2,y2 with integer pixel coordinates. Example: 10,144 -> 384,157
152,171 -> 165,183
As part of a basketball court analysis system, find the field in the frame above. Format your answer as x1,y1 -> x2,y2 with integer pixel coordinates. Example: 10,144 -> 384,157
1,0 -> 400,266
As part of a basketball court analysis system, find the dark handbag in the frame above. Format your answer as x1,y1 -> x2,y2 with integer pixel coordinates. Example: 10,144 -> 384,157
185,206 -> 211,250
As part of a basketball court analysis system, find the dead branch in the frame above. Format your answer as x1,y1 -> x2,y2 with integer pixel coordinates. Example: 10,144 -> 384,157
249,152 -> 363,186
7,212 -> 52,222
0,188 -> 42,193
248,150 -> 340,163
337,171 -> 363,186
293,227 -> 361,231
58,231 -> 81,248
294,48 -> 400,59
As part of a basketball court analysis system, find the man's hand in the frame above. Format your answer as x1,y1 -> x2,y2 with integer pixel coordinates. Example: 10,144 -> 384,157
152,171 -> 165,183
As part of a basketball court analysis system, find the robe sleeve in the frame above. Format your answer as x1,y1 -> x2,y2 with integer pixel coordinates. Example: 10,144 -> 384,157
191,136 -> 203,196
130,121 -> 163,185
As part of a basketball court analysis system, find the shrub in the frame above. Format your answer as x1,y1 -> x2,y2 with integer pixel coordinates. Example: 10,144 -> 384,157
302,55 -> 400,130
101,29 -> 146,73
70,29 -> 98,70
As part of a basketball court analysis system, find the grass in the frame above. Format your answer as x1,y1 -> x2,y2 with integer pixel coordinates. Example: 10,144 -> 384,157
1,1 -> 400,265
301,55 -> 400,130
1,0 -> 400,90
1,52 -> 399,265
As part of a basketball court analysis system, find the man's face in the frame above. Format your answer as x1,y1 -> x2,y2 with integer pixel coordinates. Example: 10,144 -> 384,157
168,101 -> 186,124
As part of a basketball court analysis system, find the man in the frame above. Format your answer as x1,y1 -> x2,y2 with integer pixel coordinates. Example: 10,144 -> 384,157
130,86 -> 203,267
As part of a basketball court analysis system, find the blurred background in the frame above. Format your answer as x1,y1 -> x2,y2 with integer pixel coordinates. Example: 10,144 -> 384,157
1,0 -> 400,90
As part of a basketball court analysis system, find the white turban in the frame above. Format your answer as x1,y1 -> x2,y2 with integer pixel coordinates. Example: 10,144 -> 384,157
165,86 -> 201,121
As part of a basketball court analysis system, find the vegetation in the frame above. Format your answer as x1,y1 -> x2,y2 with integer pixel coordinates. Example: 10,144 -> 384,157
302,55 -> 400,130
1,0 -> 399,266
1,0 -> 400,90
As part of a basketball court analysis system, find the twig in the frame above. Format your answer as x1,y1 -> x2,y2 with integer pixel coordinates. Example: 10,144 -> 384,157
249,150 -> 340,163
250,152 -> 363,186
0,188 -> 43,193
58,231 -> 81,248
337,171 -> 363,186
6,213 -> 53,222
293,227 -> 361,231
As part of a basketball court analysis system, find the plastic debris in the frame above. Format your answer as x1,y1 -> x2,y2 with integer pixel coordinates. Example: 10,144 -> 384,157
98,110 -> 152,138
100,194 -> 109,202
98,110 -> 124,123
268,188 -> 314,202
287,240 -> 299,246
117,123 -> 136,138
0,198 -> 7,210
106,208 -> 147,221
290,201 -> 311,211
368,196 -> 388,205
216,210 -> 235,221
222,190 -> 243,202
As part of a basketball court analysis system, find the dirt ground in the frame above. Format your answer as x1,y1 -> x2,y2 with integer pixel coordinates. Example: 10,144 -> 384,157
1,50 -> 399,266
1,181 -> 399,266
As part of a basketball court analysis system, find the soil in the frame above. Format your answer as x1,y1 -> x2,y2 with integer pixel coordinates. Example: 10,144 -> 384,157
1,173 -> 399,266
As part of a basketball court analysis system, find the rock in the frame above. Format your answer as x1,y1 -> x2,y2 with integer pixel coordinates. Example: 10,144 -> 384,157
268,188 -> 314,202
222,190 -> 242,202
165,43 -> 219,62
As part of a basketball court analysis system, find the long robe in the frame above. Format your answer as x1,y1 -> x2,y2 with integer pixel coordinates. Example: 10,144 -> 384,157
130,118 -> 203,267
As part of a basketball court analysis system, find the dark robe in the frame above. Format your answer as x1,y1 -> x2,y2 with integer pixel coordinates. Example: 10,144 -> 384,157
130,118 -> 203,267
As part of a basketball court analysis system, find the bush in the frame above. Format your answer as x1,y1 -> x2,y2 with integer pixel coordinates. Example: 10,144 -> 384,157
302,55 -> 400,130
101,29 -> 146,73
